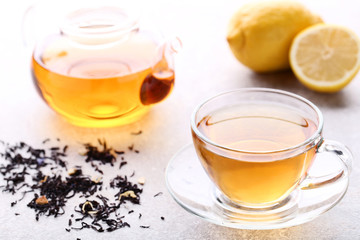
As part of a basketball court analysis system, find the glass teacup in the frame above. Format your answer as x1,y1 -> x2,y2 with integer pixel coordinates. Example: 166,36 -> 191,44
191,88 -> 352,210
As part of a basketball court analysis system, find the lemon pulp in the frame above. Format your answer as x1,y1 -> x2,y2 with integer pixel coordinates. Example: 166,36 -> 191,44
290,24 -> 360,92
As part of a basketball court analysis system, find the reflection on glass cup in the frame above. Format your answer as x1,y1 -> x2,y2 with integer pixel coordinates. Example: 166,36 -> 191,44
191,88 -> 352,209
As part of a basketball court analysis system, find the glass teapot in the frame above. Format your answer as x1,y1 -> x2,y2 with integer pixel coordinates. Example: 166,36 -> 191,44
24,1 -> 181,127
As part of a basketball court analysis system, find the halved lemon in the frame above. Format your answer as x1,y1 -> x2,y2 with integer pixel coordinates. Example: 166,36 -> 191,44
290,24 -> 360,92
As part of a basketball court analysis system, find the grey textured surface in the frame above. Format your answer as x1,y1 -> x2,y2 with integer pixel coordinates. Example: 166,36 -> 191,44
0,0 -> 359,239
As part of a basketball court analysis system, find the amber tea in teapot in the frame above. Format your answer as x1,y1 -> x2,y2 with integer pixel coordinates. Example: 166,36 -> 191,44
30,7 -> 179,127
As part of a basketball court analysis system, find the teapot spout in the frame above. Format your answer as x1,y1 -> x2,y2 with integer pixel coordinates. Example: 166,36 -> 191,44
139,37 -> 181,106
167,36 -> 182,55
154,36 -> 182,73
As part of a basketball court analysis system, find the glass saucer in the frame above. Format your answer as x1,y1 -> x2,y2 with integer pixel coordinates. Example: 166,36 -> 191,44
165,144 -> 349,230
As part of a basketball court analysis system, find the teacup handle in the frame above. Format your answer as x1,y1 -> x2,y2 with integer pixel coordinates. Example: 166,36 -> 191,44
300,139 -> 352,190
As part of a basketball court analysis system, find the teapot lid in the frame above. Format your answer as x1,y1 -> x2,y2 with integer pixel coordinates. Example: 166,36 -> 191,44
23,0 -> 144,48
60,7 -> 140,45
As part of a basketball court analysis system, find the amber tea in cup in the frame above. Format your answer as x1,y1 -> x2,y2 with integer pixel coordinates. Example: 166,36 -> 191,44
191,88 -> 351,208
194,103 -> 317,205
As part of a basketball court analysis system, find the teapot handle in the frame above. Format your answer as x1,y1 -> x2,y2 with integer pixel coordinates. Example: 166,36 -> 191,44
21,1 -> 74,49
21,4 -> 37,48
21,2 -> 59,50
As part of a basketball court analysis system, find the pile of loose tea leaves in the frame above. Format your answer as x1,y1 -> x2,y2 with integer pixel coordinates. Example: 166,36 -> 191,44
0,137 -> 157,233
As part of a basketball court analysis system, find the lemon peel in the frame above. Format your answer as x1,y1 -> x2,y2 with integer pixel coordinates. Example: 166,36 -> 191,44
227,0 -> 322,72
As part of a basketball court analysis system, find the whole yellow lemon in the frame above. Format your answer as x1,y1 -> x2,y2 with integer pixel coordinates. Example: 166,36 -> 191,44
227,1 -> 323,72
